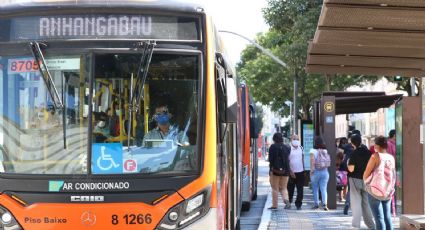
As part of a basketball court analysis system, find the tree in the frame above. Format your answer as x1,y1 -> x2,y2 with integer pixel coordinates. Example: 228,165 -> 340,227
237,0 -> 377,120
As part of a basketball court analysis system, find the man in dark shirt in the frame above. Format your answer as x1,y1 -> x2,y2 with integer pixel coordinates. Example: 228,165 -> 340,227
347,134 -> 375,229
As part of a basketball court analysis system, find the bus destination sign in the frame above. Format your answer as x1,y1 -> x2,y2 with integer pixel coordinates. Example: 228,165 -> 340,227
39,16 -> 152,38
0,14 -> 199,41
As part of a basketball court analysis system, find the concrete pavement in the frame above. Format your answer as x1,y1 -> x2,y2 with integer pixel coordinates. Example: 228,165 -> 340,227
254,159 -> 401,230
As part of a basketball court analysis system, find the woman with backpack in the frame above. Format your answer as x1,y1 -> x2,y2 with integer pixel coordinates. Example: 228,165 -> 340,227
310,136 -> 330,211
268,132 -> 291,210
364,136 -> 396,230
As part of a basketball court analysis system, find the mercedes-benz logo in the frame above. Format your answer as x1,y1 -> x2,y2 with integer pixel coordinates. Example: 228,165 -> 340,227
81,211 -> 97,227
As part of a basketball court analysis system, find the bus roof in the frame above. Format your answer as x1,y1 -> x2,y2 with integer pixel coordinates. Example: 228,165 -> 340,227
0,0 -> 205,14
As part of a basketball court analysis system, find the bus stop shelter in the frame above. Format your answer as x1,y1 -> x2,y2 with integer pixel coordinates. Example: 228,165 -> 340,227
314,92 -> 402,210
306,0 -> 425,225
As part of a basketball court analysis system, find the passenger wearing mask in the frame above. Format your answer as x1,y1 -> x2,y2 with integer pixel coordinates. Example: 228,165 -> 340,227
142,104 -> 189,147
347,134 -> 375,229
287,134 -> 305,210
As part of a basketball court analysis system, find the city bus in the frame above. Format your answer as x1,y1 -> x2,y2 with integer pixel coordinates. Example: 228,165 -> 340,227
239,84 -> 258,211
0,0 -> 246,229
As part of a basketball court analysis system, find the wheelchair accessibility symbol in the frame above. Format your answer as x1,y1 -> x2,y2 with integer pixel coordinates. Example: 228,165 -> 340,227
97,146 -> 120,171
92,143 -> 123,174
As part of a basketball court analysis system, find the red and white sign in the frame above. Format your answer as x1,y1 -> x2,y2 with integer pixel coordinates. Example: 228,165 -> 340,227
8,58 -> 39,74
123,159 -> 137,173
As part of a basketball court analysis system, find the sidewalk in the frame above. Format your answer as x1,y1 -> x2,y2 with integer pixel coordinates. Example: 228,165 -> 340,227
257,159 -> 400,230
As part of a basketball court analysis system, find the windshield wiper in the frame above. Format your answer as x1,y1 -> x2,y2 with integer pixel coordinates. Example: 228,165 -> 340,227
29,42 -> 64,110
127,41 -> 156,150
29,42 -> 67,149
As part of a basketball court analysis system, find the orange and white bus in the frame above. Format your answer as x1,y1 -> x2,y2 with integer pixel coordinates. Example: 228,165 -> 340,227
0,0 -> 248,229
239,84 -> 258,211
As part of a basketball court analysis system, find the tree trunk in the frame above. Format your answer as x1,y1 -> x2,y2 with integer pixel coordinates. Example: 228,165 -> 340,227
325,74 -> 331,91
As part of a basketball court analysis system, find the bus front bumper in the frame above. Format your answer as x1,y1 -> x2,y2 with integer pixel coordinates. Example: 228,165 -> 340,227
184,208 -> 217,230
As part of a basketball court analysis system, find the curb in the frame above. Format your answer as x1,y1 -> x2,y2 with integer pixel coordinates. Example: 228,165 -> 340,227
257,192 -> 272,230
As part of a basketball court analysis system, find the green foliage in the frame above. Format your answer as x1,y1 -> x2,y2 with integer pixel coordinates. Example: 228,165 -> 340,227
237,0 -> 376,119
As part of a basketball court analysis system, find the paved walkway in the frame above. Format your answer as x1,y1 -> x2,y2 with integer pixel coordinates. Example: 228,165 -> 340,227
257,159 -> 401,230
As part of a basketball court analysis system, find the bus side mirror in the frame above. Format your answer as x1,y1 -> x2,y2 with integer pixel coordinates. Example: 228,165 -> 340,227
250,116 -> 259,139
225,77 -> 237,123
216,52 -> 237,124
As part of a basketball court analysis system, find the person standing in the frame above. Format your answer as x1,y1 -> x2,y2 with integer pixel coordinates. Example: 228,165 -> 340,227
268,132 -> 291,210
387,129 -> 396,158
387,129 -> 398,215
347,134 -> 375,229
288,134 -> 305,210
342,129 -> 362,215
364,136 -> 396,230
310,137 -> 330,211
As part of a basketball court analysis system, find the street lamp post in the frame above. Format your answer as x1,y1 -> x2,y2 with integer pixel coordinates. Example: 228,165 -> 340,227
284,100 -> 292,135
218,30 -> 298,133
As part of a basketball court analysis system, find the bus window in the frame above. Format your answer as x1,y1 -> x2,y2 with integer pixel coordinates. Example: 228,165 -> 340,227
91,53 -> 200,175
0,55 -> 90,174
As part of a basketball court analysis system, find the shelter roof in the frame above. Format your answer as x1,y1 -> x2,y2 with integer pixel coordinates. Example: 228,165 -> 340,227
307,0 -> 425,77
322,91 -> 402,115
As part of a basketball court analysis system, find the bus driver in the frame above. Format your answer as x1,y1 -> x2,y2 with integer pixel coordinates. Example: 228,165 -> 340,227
142,103 -> 189,147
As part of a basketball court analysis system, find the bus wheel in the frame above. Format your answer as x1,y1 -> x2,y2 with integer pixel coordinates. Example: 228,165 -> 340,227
241,201 -> 250,211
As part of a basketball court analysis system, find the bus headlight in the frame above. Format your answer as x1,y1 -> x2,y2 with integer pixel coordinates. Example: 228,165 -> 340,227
157,185 -> 211,230
0,205 -> 21,230
1,212 -> 12,224
186,194 -> 203,214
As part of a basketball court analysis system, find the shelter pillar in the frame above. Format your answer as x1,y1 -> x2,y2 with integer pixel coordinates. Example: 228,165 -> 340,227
401,97 -> 423,214
321,96 -> 336,209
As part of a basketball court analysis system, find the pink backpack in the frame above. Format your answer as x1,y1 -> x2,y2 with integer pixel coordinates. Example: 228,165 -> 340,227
314,149 -> 330,170
365,153 -> 396,201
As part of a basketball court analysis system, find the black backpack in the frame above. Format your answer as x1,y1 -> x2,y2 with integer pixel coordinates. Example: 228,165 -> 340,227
272,144 -> 289,176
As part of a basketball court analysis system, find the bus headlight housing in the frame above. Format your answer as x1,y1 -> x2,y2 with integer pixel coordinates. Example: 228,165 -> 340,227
185,194 -> 203,214
0,205 -> 21,230
157,185 -> 211,230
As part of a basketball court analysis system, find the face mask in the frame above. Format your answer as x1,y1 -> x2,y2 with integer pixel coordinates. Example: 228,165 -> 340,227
155,114 -> 170,125
292,140 -> 300,147
98,121 -> 105,128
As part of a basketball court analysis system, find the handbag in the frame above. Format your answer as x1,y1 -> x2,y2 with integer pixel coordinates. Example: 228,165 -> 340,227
272,168 -> 285,176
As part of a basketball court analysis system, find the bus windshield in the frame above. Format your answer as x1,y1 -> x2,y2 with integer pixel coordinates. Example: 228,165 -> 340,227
0,50 -> 200,175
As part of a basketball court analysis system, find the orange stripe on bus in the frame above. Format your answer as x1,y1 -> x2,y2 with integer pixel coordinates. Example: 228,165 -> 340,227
11,195 -> 27,206
152,194 -> 169,205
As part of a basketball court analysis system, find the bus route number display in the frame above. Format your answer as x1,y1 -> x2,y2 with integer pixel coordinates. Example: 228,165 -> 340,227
8,58 -> 39,74
111,213 -> 152,225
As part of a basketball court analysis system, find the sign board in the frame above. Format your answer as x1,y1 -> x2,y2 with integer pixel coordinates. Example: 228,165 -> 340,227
301,121 -> 314,170
92,143 -> 123,174
1,14 -> 199,41
46,58 -> 80,70
8,57 -> 80,74
324,102 -> 335,113
325,116 -> 334,124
